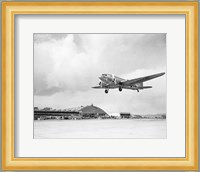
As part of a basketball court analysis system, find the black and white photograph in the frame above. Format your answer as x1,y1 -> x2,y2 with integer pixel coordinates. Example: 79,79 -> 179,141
34,33 -> 166,139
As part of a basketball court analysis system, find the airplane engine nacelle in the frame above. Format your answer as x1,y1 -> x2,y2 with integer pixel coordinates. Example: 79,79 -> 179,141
135,82 -> 143,87
112,74 -> 117,84
113,78 -> 117,84
99,81 -> 106,88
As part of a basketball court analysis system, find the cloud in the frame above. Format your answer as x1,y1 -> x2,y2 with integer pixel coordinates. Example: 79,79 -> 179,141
34,33 -> 68,43
34,34 -> 166,113
34,34 -> 97,95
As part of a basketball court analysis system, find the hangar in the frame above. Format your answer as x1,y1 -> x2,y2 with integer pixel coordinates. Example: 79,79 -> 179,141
80,104 -> 108,119
34,104 -> 108,120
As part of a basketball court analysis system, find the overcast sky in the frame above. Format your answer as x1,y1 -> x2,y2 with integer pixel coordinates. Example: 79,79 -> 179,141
34,34 -> 166,114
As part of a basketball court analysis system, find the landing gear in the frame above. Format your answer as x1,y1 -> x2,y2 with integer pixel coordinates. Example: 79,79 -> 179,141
105,89 -> 109,94
119,87 -> 122,92
137,89 -> 139,92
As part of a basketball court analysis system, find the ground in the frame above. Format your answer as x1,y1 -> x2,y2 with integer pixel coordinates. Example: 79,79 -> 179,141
34,119 -> 167,139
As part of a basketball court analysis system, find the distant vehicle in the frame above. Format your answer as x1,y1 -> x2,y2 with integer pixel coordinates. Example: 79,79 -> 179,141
92,72 -> 165,94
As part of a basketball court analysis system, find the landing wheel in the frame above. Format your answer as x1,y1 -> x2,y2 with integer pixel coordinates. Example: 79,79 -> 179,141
137,89 -> 139,92
119,87 -> 122,92
105,89 -> 108,94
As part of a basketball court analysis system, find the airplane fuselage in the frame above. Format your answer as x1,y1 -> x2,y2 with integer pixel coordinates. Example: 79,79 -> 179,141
99,74 -> 125,85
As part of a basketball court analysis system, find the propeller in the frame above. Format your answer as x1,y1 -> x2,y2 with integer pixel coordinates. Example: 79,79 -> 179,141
99,81 -> 103,88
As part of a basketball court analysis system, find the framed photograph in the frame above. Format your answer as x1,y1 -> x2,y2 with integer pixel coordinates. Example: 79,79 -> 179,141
2,2 -> 198,170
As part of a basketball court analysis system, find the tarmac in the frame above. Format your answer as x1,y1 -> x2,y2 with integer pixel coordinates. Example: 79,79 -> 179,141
34,119 -> 167,139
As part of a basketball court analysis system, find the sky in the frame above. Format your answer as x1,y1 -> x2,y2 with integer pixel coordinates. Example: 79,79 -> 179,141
34,33 -> 166,114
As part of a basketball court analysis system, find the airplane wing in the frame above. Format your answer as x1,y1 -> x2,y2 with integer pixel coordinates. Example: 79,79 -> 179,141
122,72 -> 165,86
92,86 -> 103,89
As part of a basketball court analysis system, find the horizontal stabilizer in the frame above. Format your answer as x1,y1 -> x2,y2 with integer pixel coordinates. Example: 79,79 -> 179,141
138,86 -> 152,89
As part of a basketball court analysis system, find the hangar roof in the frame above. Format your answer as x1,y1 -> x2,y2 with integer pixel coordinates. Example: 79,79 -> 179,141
80,104 -> 107,114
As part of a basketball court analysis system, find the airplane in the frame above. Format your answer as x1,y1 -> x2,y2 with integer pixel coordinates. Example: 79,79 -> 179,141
92,72 -> 165,94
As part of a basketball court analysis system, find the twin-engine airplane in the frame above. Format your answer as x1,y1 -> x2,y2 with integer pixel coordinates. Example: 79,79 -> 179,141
92,72 -> 165,94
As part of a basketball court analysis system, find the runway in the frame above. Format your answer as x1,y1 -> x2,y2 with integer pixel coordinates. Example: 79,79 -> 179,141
34,119 -> 167,139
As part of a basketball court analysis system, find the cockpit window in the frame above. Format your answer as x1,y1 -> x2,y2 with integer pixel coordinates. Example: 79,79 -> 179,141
102,74 -> 112,77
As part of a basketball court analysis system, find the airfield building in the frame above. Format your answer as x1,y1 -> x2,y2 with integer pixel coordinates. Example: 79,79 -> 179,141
34,104 -> 108,120
120,112 -> 131,119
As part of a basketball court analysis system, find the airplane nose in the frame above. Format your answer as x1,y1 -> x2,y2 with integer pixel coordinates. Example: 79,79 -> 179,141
99,76 -> 103,80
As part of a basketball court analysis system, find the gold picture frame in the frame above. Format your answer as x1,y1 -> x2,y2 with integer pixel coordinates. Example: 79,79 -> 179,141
2,2 -> 198,170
